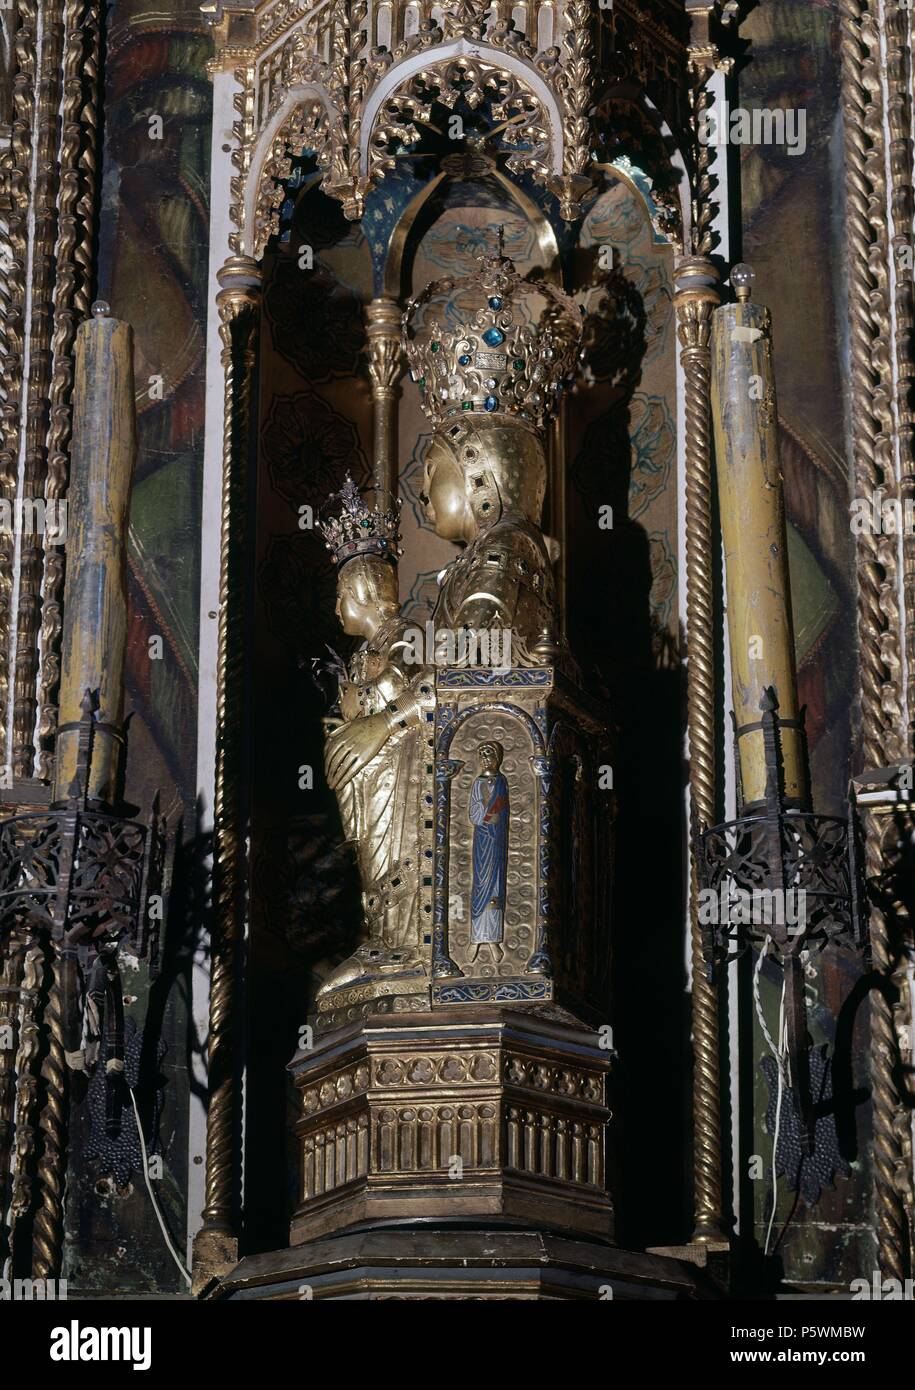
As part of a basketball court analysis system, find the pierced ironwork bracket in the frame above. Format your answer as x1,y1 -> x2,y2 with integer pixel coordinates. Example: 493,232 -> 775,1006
695,687 -> 867,1151
0,689 -> 168,1102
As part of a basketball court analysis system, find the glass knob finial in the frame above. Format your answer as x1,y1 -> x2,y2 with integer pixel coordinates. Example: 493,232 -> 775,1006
730,264 -> 755,302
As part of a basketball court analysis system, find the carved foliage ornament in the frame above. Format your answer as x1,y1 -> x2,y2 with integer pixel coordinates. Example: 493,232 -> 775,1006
251,97 -> 329,257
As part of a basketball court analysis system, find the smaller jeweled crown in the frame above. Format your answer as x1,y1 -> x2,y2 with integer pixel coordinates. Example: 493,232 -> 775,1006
402,232 -> 583,433
318,475 -> 402,569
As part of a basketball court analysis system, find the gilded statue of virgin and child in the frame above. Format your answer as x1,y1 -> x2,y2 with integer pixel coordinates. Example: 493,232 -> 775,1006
315,243 -> 582,1001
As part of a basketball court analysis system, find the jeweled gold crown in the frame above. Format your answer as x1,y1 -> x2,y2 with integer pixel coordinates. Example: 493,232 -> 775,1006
318,475 -> 402,569
402,238 -> 583,433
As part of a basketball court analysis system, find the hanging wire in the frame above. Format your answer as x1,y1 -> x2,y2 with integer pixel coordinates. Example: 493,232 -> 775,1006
127,1084 -> 191,1288
753,935 -> 788,1256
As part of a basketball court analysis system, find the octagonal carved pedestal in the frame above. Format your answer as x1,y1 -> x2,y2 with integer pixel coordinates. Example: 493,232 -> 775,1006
289,1007 -> 613,1245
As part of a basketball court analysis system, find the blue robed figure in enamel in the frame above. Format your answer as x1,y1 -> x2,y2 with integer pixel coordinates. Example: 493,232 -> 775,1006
469,741 -> 509,963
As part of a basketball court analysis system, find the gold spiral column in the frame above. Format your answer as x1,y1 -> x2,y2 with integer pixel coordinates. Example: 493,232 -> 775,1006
839,0 -> 897,771
12,0 -> 65,780
6,944 -> 44,1268
365,296 -> 403,499
36,0 -> 103,783
0,940 -> 23,1265
192,254 -> 261,1295
884,0 -> 915,750
882,0 -> 915,1286
675,254 -> 726,1247
838,0 -> 910,1284
869,906 -> 910,1282
31,951 -> 67,1278
0,0 -> 37,773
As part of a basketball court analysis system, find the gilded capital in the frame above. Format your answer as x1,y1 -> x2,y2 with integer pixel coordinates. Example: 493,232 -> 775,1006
673,256 -> 720,356
216,255 -> 262,321
365,297 -> 404,396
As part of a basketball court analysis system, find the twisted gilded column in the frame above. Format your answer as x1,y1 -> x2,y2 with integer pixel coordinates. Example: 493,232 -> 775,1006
884,1 -> 915,749
192,255 -> 261,1295
869,905 -> 911,1281
5,944 -> 44,1271
0,1 -> 38,773
12,0 -> 65,779
31,953 -> 67,1278
72,1 -> 100,326
36,0 -> 103,783
675,254 -> 725,1246
839,0 -> 898,770
839,0 -> 910,1282
882,0 -> 915,1283
0,941 -> 23,1265
672,24 -> 730,1246
365,296 -> 403,499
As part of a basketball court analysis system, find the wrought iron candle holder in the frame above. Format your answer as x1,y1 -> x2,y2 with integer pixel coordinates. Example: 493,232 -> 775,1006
0,692 -> 166,1073
0,689 -> 167,1280
694,688 -> 866,1149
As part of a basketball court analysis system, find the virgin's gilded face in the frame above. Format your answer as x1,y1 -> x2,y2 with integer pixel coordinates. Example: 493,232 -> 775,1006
423,447 -> 471,542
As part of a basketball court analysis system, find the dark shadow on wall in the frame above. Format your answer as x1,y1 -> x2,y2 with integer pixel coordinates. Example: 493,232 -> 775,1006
243,180 -> 370,1255
568,246 -> 691,1248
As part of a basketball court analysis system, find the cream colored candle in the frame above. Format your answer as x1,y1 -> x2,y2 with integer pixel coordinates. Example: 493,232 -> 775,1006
711,265 -> 808,808
54,303 -> 137,805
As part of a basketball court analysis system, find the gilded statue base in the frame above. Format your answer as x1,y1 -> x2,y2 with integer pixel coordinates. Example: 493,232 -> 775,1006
214,1229 -> 716,1301
288,1007 -> 613,1246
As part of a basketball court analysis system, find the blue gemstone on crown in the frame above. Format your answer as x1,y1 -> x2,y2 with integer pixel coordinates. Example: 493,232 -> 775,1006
401,249 -> 582,432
